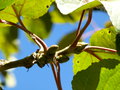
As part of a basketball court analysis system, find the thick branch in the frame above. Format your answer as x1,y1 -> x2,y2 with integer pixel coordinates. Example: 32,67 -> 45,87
0,53 -> 36,71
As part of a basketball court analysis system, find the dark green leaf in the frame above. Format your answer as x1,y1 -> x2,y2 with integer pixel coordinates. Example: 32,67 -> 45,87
23,13 -> 52,39
90,26 -> 116,49
116,32 -> 120,55
0,26 -> 18,58
72,59 -> 120,90
58,31 -> 77,50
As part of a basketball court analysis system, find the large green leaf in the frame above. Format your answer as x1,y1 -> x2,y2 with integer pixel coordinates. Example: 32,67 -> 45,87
73,51 -> 120,74
14,0 -> 54,19
0,26 -> 18,58
23,13 -> 52,39
90,26 -> 116,49
0,0 -> 15,10
72,59 -> 120,90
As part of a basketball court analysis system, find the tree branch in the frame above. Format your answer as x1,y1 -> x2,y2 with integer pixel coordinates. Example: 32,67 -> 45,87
0,53 -> 36,71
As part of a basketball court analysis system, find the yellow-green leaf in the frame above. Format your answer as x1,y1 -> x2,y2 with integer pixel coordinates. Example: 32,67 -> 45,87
90,26 -> 116,49
0,0 -> 15,10
14,0 -> 54,19
0,6 -> 18,27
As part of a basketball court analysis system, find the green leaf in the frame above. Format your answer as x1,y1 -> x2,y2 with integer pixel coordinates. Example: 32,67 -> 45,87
55,0 -> 101,14
72,59 -> 120,90
14,0 -> 54,19
0,6 -> 18,27
73,51 -> 120,74
0,26 -> 18,58
23,13 -> 52,39
90,27 -> 116,49
0,0 -> 15,10
73,51 -> 99,75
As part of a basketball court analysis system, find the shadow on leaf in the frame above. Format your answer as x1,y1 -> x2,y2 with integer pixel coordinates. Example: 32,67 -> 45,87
72,59 -> 120,90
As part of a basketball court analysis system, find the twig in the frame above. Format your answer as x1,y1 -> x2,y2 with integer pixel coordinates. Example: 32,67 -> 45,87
56,61 -> 62,90
85,49 -> 102,61
85,46 -> 117,53
84,45 -> 117,61
76,10 -> 85,36
70,9 -> 93,48
0,19 -> 48,52
12,5 -> 48,52
50,63 -> 59,89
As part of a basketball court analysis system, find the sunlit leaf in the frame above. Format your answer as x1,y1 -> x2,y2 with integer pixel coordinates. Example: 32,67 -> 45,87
0,6 -> 18,27
55,0 -> 120,30
0,0 -> 15,10
0,26 -> 18,58
23,13 -> 52,39
55,0 -> 101,14
100,0 -> 120,30
73,51 -> 98,75
90,26 -> 116,49
14,0 -> 54,19
73,51 -> 120,74
72,59 -> 120,90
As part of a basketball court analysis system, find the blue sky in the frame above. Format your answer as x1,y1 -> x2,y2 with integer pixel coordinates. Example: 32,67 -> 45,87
1,11 -> 110,90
